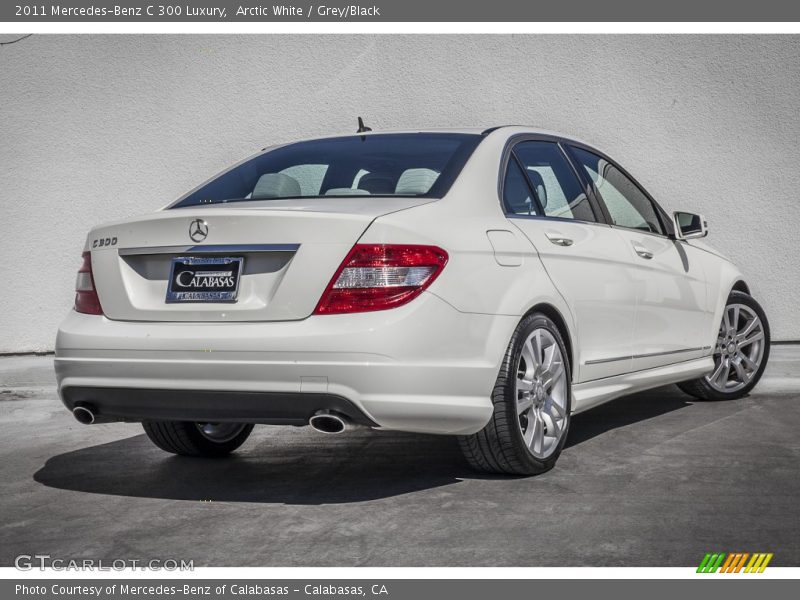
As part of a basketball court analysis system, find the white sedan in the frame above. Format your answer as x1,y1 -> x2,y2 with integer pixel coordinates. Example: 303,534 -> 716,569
55,126 -> 770,475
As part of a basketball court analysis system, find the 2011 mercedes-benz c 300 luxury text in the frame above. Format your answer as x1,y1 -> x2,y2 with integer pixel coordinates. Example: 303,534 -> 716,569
56,126 -> 770,474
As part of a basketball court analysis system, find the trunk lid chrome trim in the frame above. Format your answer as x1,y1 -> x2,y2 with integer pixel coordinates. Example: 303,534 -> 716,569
118,243 -> 300,256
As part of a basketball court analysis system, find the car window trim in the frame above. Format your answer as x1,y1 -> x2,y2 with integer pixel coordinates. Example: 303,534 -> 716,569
497,134 -> 605,225
505,213 -> 613,228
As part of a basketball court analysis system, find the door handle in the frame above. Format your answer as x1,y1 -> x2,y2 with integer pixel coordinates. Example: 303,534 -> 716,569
633,244 -> 654,259
545,233 -> 574,247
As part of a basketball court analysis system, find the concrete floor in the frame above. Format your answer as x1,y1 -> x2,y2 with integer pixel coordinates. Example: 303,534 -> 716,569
1,348 -> 799,567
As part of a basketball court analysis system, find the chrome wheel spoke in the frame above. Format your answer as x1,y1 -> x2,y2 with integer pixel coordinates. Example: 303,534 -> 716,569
547,396 -> 566,419
543,342 -> 556,370
708,358 -> 726,383
719,360 -> 732,386
739,353 -> 757,371
521,339 -> 538,374
543,361 -> 563,391
543,405 -> 561,439
517,378 -> 534,392
732,359 -> 749,383
540,371 -> 553,391
712,358 -> 731,387
552,360 -> 564,383
523,413 -> 537,446
737,318 -> 758,340
533,414 -> 545,453
739,330 -> 764,347
517,395 -> 534,415
532,331 -> 544,365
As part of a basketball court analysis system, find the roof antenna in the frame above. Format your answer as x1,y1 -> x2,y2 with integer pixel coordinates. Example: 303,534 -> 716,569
356,116 -> 372,134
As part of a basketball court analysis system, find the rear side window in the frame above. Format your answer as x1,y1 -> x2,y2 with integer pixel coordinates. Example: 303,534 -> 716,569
570,147 -> 664,235
502,159 -> 539,215
511,142 -> 596,222
171,133 -> 483,208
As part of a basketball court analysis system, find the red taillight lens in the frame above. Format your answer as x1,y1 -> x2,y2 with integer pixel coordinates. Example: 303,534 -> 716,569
74,252 -> 103,315
314,244 -> 449,315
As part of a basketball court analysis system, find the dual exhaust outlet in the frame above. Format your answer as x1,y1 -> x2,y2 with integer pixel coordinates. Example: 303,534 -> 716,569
71,404 -> 117,425
72,405 -> 352,434
308,410 -> 351,434
72,405 -> 97,425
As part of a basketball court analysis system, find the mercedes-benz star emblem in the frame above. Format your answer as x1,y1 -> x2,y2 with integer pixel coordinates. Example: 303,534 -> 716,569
189,219 -> 208,243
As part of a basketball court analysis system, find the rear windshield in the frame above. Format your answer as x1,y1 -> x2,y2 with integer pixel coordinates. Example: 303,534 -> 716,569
171,133 -> 483,208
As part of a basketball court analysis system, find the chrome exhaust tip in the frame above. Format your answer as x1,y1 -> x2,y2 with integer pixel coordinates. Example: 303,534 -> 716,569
308,410 -> 348,434
72,405 -> 96,425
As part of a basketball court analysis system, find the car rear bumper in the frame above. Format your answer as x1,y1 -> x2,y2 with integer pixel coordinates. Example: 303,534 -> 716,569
60,386 -> 379,426
55,292 -> 515,435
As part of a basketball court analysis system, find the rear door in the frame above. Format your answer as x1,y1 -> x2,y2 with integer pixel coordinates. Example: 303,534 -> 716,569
568,146 -> 708,371
503,140 -> 638,381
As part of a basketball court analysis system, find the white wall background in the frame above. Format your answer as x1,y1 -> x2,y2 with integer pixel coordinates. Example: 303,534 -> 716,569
1,35 -> 799,352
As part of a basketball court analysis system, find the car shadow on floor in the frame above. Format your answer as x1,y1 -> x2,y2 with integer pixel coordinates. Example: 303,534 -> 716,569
33,386 -> 693,505
565,384 -> 693,448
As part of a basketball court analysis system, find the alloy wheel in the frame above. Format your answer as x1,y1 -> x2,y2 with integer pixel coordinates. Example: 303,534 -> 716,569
515,328 -> 569,459
705,303 -> 766,393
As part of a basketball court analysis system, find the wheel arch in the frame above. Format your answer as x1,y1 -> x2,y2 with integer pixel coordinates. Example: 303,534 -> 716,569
522,303 -> 574,379
730,279 -> 751,296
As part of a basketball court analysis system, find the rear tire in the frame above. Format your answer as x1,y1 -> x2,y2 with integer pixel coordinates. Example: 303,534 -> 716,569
678,291 -> 770,401
459,313 -> 572,475
142,421 -> 254,457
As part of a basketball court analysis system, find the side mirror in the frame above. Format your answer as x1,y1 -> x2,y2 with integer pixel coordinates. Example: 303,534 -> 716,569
673,211 -> 708,240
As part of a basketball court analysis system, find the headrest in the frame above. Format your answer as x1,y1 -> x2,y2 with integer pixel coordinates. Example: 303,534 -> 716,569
358,174 -> 395,195
526,169 -> 548,208
395,168 -> 440,195
252,173 -> 301,199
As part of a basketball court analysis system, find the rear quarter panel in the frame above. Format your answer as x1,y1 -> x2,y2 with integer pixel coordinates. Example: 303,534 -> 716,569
358,131 -> 580,380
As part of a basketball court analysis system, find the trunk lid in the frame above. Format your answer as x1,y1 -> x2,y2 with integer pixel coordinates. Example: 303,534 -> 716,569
87,198 -> 431,322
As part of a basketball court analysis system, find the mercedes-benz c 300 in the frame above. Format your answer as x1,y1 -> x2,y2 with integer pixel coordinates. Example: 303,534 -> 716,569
56,127 -> 770,474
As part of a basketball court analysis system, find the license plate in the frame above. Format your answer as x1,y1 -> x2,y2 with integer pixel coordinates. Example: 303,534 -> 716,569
166,256 -> 243,303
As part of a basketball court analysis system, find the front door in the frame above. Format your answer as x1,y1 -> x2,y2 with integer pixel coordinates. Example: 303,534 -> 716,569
568,146 -> 708,371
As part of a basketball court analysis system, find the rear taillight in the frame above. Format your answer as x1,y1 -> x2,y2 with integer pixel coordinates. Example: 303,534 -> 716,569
314,244 -> 448,315
75,252 -> 103,315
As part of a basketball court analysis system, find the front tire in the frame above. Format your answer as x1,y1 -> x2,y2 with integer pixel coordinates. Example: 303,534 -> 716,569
678,291 -> 770,401
459,313 -> 571,475
142,421 -> 254,457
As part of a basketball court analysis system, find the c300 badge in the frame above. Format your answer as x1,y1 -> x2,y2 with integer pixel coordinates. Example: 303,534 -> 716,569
92,236 -> 117,248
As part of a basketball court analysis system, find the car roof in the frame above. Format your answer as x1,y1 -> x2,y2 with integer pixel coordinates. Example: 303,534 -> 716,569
262,126 -> 602,155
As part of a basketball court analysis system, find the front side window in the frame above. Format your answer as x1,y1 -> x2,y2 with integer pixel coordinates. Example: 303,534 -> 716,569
570,147 -> 664,235
512,142 -> 596,222
172,133 -> 483,208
